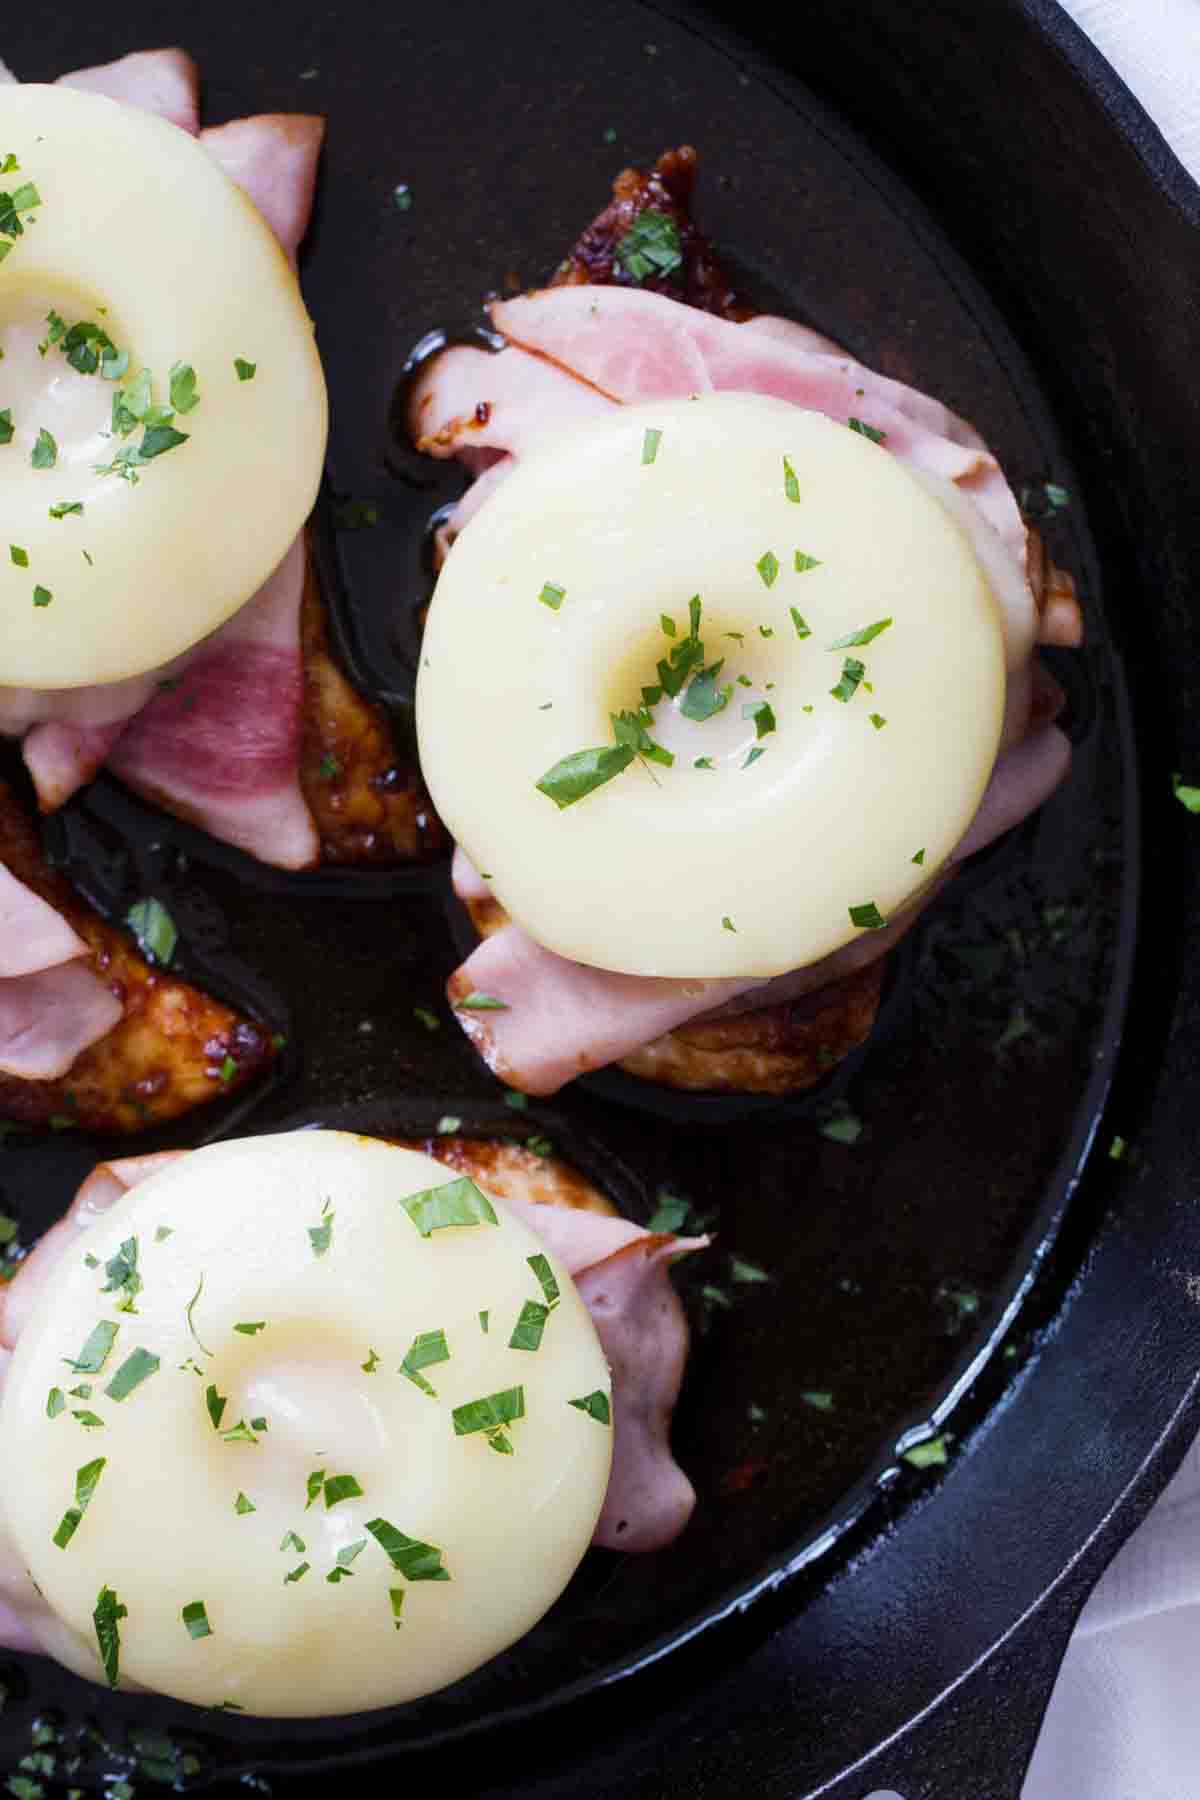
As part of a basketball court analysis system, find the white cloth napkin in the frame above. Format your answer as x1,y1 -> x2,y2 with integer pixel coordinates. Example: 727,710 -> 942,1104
1023,5 -> 1200,1797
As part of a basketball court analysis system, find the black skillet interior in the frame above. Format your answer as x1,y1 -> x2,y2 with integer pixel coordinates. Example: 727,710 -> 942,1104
3,3 -> 1200,1797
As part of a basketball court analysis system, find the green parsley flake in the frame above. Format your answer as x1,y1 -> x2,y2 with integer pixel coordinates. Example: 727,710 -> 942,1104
234,359 -> 257,381
903,1435 -> 951,1469
234,1321 -> 266,1335
305,1470 -> 325,1509
743,746 -> 766,768
389,1588 -> 405,1629
830,657 -> 865,703
72,1409 -> 105,1429
66,1320 -> 119,1375
94,1586 -> 128,1688
756,550 -> 780,588
848,417 -> 887,444
327,1539 -> 367,1583
479,1310 -> 489,1333
281,1531 -> 307,1555
849,901 -> 888,930
568,1390 -> 611,1425
783,455 -> 801,503
536,742 -> 635,809
234,1492 -> 256,1515
362,1348 -> 381,1373
818,1104 -> 863,1145
413,1006 -> 440,1031
104,1348 -> 160,1402
615,210 -> 683,282
47,1388 -> 66,1419
284,1562 -> 310,1585
527,1253 -> 560,1308
538,581 -> 566,611
181,1601 -> 212,1640
912,848 -> 926,864
794,551 -> 821,573
400,1175 -> 499,1237
722,915 -> 736,933
53,1457 -> 106,1549
48,501 -> 83,520
509,1299 -> 550,1353
169,363 -> 200,414
364,1518 -> 450,1581
869,713 -> 887,730
100,1238 -> 141,1312
31,429 -> 57,470
742,700 -> 776,739
400,1329 -> 451,1397
504,1089 -> 529,1110
32,585 -> 52,608
0,410 -> 13,446
790,607 -> 812,638
660,613 -> 676,637
308,1200 -> 334,1258
9,545 -> 27,567
642,427 -> 663,464
206,1385 -> 227,1431
453,991 -> 510,1010
731,1257 -> 770,1284
125,898 -> 177,966
829,617 -> 892,649
1172,772 -> 1200,813
435,1115 -> 461,1135
452,1385 -> 525,1455
323,1474 -> 364,1509
680,661 -> 732,722
694,756 -> 715,770
801,1390 -> 835,1412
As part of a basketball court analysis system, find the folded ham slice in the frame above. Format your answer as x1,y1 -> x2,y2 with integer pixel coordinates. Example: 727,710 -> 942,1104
413,161 -> 1085,1096
0,1143 -> 704,1669
0,50 -> 323,870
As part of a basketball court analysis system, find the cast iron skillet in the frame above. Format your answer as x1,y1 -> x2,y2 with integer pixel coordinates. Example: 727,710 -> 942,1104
1,2 -> 1198,1795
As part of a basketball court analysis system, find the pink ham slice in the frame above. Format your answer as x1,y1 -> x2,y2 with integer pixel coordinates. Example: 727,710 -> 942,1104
0,1151 -> 704,1667
0,866 -> 121,1078
1,49 -> 324,869
421,277 -> 1082,1094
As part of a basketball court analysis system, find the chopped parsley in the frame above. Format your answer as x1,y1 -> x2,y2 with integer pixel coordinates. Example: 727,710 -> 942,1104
281,1530 -> 307,1553
234,358 -> 257,381
400,1329 -> 450,1397
743,746 -> 766,768
681,661 -> 732,722
615,210 -> 683,282
283,1562 -> 310,1585
694,756 -> 715,770
568,1390 -> 611,1424
830,657 -> 865,703
527,1253 -> 560,1308
65,1320 -> 119,1375
305,1471 -> 325,1509
536,743 -> 635,809
327,1539 -> 367,1583
642,427 -> 662,465
72,1410 -> 105,1429
234,1492 -> 256,1515
1172,772 -> 1200,814
818,1103 -> 863,1145
829,617 -> 892,649
903,1435 -> 951,1469
912,848 -> 926,864
783,455 -> 801,503
206,1384 -> 227,1431
849,901 -> 888,930
801,1390 -> 835,1412
93,1586 -> 128,1688
731,1256 -> 770,1284
181,1601 -> 212,1640
364,1518 -> 450,1580
125,898 -> 177,966
435,1114 -> 462,1134
756,550 -> 780,588
32,585 -> 52,608
848,417 -> 887,444
168,363 -> 200,414
308,1199 -> 334,1258
234,1321 -> 266,1336
323,1474 -> 364,1509
100,1238 -> 141,1312
869,713 -> 887,730
104,1348 -> 160,1402
413,1006 -> 440,1031
793,551 -> 820,573
48,501 -> 83,519
9,545 -> 27,567
362,1347 -> 381,1372
790,607 -> 812,638
453,991 -> 510,1011
742,700 -> 776,739
52,1457 -> 106,1549
389,1588 -> 405,1629
47,1388 -> 66,1419
538,581 -> 566,611
509,1300 -> 551,1353
400,1175 -> 499,1237
452,1386 -> 525,1454
722,915 -> 737,932
0,410 -> 13,445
